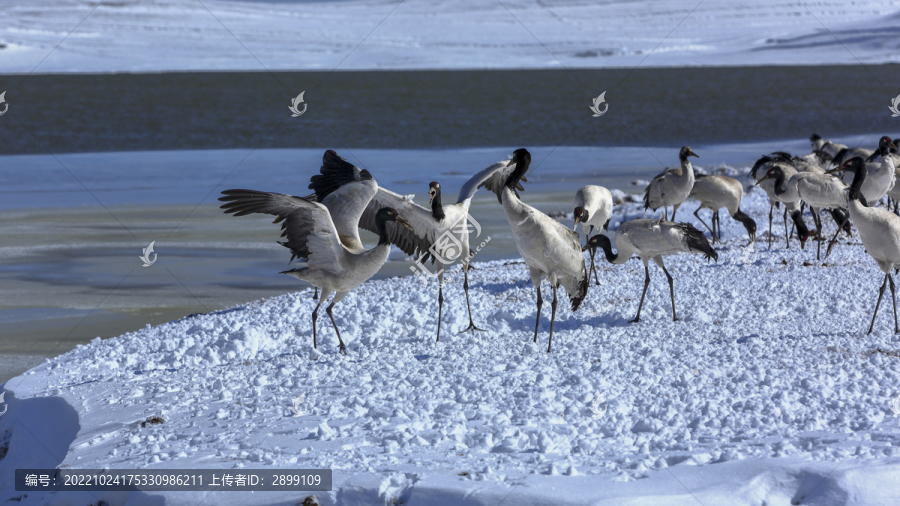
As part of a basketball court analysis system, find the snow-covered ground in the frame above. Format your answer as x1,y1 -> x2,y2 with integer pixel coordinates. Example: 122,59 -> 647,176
3,170 -> 900,505
2,0 -> 899,73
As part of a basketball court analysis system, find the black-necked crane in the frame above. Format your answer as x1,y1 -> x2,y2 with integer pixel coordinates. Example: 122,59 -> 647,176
643,146 -> 699,221
753,164 -> 812,249
833,146 -> 874,168
824,137 -> 899,256
219,189 -> 413,355
688,174 -> 757,244
584,220 -> 717,322
831,137 -> 897,203
777,151 -> 852,242
750,154 -> 811,249
810,134 -> 848,160
304,151 -> 515,341
869,140 -> 900,213
834,157 -> 900,334
573,185 -> 614,285
757,162 -> 848,260
482,148 -> 588,353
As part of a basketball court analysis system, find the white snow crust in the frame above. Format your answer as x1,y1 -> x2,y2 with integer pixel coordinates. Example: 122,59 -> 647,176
2,0 -> 899,73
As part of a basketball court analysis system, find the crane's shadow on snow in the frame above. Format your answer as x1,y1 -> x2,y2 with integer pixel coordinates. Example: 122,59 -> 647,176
475,279 -> 530,295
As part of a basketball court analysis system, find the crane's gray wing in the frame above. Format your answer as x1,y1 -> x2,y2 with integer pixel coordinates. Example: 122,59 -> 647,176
306,150 -> 377,250
457,161 -> 520,205
477,159 -> 527,203
219,189 -> 344,272
358,187 -> 436,260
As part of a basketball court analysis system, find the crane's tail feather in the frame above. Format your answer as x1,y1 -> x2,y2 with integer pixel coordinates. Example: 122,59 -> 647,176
677,223 -> 718,262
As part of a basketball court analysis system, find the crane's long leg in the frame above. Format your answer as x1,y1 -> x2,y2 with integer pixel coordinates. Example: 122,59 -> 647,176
631,263 -> 651,323
824,213 -> 850,260
868,274 -> 890,335
693,208 -> 716,242
783,208 -> 790,249
812,208 -> 823,260
587,240 -> 601,286
671,204 -> 679,222
436,268 -> 444,341
533,283 -> 543,343
767,202 -> 774,250
313,287 -> 318,300
890,274 -> 899,333
715,211 -> 722,241
831,209 -> 852,238
655,257 -> 678,321
547,283 -> 558,353
311,298 -> 323,349
312,289 -> 333,349
326,291 -> 349,355
458,264 -> 485,333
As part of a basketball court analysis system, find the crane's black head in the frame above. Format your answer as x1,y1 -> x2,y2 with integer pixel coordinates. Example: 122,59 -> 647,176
506,148 -> 531,168
428,182 -> 445,221
377,207 -> 412,225
835,157 -> 868,203
573,206 -> 589,228
810,133 -> 822,142
756,164 -> 785,185
788,210 -> 810,249
375,207 -> 413,244
505,148 -> 531,189
733,210 -> 757,243
428,182 -> 441,203
879,136 -> 898,155
583,234 -> 617,263
679,146 -> 699,162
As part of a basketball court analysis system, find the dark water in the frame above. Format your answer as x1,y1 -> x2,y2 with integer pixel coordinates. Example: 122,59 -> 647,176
2,65 -> 898,155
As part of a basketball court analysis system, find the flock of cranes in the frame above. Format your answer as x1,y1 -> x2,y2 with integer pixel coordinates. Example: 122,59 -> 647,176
220,133 -> 900,354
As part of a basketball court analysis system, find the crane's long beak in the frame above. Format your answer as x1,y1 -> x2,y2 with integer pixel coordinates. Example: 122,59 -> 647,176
573,215 -> 582,230
506,159 -> 516,167
395,216 -> 414,231
582,243 -> 593,252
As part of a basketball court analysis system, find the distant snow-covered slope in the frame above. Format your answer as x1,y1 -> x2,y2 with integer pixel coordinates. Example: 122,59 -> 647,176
1,0 -> 898,73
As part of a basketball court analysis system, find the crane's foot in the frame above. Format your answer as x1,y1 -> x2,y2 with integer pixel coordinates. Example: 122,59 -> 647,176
339,343 -> 349,356
458,322 -> 485,334
630,317 -> 641,323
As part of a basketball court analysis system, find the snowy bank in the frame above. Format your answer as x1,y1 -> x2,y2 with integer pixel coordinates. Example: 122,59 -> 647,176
3,183 -> 900,505
2,0 -> 899,73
